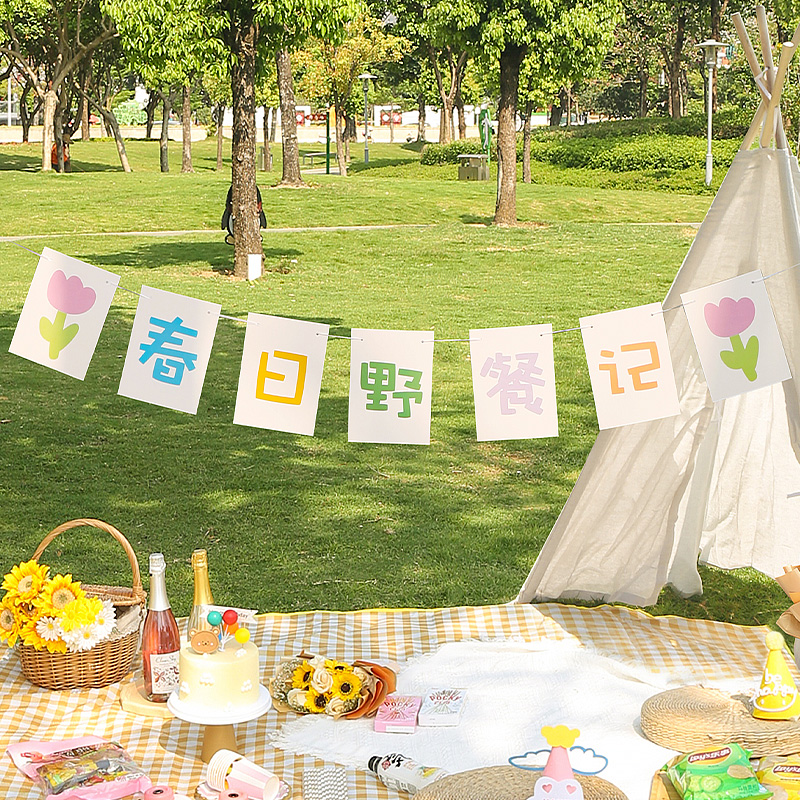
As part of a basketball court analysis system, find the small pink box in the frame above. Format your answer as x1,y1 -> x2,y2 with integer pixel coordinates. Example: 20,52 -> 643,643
374,694 -> 422,733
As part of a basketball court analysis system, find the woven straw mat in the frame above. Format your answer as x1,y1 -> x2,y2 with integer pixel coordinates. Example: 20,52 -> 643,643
416,766 -> 627,800
640,685 -> 800,756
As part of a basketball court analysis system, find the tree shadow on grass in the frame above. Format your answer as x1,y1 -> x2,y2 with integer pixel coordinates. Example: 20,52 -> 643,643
460,213 -> 493,225
80,241 -> 304,277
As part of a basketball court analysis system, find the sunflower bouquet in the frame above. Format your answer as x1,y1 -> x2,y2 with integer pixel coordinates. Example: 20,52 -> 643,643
0,559 -> 117,654
269,652 -> 396,719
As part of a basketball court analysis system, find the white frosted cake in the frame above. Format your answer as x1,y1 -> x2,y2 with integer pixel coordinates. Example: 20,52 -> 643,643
178,638 -> 260,712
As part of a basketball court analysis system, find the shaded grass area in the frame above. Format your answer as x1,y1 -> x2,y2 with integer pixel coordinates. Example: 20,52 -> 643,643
0,138 -> 788,632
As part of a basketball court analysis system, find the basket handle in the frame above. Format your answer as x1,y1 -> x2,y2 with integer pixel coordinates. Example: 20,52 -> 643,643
32,518 -> 143,593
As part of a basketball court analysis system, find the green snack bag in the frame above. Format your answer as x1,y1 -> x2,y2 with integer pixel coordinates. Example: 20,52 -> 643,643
665,743 -> 773,800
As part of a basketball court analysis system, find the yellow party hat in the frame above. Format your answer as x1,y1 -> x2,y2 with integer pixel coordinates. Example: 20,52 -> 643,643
752,631 -> 800,720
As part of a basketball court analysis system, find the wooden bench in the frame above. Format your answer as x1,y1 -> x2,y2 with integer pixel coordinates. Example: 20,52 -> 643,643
302,151 -> 329,166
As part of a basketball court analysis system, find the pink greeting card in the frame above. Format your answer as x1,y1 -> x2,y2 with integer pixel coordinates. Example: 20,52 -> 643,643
374,695 -> 422,733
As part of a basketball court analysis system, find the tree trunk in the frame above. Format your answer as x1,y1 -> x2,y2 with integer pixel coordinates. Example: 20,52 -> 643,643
216,104 -> 224,170
334,97 -> 348,176
41,89 -> 57,172
159,90 -> 174,172
522,99 -> 533,184
549,88 -> 566,127
145,92 -> 158,138
80,70 -> 91,141
181,84 -> 193,172
495,43 -> 525,226
54,100 -> 66,173
100,106 -> 132,172
231,12 -> 263,278
276,49 -> 303,187
417,93 -> 426,141
261,105 -> 271,171
389,102 -> 395,143
455,90 -> 466,139
20,85 -> 37,144
269,106 -> 277,141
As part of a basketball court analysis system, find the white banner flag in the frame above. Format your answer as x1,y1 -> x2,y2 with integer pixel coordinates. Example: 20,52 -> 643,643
681,270 -> 791,402
469,325 -> 558,441
233,313 -> 329,436
9,247 -> 119,380
349,329 -> 434,444
581,303 -> 680,430
118,286 -> 220,414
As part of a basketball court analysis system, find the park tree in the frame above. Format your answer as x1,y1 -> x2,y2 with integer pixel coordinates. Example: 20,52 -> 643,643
108,0 -> 220,173
0,0 -> 117,171
296,14 -> 407,175
428,0 -> 618,224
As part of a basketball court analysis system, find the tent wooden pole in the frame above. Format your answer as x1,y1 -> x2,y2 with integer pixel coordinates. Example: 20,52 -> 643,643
756,6 -> 775,72
732,13 -> 770,105
760,43 -> 795,148
755,6 -> 780,146
741,100 -> 767,152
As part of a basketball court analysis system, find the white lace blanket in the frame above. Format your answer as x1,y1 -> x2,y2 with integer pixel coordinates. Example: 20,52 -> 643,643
270,638 -> 748,798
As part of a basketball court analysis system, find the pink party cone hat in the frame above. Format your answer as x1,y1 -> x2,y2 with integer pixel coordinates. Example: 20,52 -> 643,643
542,745 -> 574,780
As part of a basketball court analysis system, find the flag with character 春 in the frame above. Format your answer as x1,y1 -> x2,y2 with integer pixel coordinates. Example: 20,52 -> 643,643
118,286 -> 220,414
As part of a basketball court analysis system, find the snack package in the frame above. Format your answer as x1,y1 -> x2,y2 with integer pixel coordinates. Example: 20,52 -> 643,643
664,743 -> 772,800
757,754 -> 800,799
7,736 -> 152,800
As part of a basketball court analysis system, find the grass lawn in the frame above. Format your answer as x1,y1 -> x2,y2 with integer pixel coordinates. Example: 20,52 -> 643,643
0,136 -> 788,632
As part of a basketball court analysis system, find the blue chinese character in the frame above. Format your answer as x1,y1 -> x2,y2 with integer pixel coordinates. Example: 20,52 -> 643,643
139,316 -> 198,385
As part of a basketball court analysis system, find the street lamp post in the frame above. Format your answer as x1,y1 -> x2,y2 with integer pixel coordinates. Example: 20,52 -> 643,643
358,73 -> 376,164
697,39 -> 726,186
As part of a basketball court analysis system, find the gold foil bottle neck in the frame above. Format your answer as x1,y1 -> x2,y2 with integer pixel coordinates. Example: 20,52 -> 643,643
191,548 -> 209,569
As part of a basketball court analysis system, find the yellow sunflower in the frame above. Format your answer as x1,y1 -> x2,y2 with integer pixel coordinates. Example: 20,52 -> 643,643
35,574 -> 85,615
332,670 -> 362,701
0,598 -> 21,647
303,688 -> 330,713
291,661 -> 314,689
59,596 -> 101,632
2,560 -> 49,607
325,658 -> 352,672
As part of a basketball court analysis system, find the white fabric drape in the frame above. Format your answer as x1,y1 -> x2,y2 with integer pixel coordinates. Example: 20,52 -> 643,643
517,148 -> 800,606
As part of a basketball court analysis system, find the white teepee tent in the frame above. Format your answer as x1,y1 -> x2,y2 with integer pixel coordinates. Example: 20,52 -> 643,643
516,9 -> 800,607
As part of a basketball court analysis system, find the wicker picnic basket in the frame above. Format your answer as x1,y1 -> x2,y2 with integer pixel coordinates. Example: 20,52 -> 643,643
16,518 -> 147,690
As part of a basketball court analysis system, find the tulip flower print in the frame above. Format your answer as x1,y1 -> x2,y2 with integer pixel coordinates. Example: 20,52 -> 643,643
703,296 -> 758,381
39,270 -> 97,359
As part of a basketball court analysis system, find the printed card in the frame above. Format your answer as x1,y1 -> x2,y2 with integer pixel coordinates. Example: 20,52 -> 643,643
581,303 -> 680,430
349,329 -> 434,445
118,286 -> 220,414
374,695 -> 422,733
418,688 -> 466,727
233,314 -> 329,436
9,247 -> 119,380
469,325 -> 558,441
681,271 -> 791,402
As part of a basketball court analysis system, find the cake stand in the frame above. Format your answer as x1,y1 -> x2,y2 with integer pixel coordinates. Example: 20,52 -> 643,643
167,685 -> 272,762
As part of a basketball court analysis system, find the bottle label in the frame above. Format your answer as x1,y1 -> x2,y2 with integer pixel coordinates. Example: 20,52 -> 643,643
149,651 -> 180,693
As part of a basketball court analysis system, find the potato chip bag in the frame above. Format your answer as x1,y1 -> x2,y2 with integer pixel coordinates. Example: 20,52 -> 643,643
665,743 -> 772,800
757,754 -> 800,799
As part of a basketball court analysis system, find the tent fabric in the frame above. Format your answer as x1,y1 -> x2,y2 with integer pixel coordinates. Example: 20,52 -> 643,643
516,148 -> 800,607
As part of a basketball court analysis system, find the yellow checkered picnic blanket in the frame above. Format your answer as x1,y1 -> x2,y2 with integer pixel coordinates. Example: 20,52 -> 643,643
0,603 -> 776,798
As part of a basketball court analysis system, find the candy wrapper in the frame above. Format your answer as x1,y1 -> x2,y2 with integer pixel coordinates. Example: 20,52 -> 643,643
269,651 -> 396,719
7,736 -> 151,800
664,743 -> 771,800
757,754 -> 800,799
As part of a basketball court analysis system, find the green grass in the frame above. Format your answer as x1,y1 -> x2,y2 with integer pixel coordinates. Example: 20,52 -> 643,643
0,137 -> 788,633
